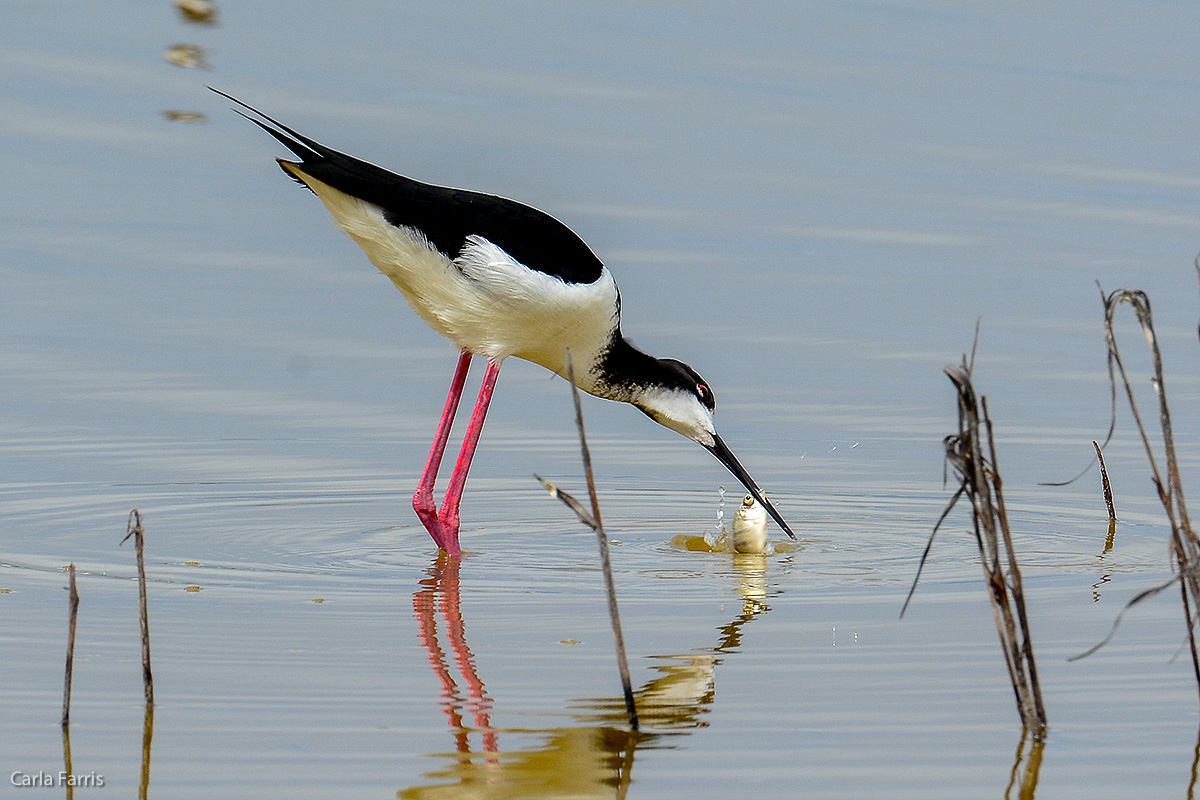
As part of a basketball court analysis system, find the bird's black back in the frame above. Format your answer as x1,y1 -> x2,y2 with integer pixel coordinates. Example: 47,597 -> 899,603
216,90 -> 605,285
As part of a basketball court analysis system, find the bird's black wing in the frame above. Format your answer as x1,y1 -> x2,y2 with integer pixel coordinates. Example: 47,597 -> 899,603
213,89 -> 605,285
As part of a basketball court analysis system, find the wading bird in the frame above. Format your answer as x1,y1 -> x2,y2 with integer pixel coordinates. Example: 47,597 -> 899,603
216,89 -> 794,557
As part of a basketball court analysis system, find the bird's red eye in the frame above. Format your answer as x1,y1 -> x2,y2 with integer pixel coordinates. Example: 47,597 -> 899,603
697,384 -> 708,398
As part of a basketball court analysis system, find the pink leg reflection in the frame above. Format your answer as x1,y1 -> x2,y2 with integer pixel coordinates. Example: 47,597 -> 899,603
413,554 -> 497,756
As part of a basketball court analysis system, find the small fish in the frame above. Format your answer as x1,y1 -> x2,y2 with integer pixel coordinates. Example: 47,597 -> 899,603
732,494 -> 768,554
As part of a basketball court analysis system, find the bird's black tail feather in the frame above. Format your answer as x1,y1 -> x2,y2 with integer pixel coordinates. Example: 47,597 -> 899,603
208,86 -> 441,201
208,87 -> 326,166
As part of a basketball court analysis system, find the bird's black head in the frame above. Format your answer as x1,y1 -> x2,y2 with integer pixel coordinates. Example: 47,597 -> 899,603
656,358 -> 716,412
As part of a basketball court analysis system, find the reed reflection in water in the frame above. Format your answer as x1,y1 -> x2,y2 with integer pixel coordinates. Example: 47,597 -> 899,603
400,553 -> 773,798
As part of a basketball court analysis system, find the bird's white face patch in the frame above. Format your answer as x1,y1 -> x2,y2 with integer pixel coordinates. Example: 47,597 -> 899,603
637,389 -> 716,447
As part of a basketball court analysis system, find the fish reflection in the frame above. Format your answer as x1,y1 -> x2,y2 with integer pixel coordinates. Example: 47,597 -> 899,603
173,0 -> 218,25
160,110 -> 207,124
161,0 -> 217,124
162,43 -> 210,70
401,553 -> 774,798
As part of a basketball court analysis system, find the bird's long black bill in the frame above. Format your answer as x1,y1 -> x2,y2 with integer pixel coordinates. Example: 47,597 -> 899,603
705,434 -> 796,540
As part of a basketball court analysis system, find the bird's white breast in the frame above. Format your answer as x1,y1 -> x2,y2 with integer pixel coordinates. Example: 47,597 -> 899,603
298,173 -> 620,386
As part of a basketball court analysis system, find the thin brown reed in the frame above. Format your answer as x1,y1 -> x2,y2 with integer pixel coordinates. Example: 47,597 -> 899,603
535,353 -> 639,731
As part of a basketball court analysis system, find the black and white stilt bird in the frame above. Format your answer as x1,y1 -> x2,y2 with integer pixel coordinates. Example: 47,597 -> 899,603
215,89 -> 795,557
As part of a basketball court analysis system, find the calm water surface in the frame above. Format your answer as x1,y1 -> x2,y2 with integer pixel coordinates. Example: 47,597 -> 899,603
5,2 -> 1200,797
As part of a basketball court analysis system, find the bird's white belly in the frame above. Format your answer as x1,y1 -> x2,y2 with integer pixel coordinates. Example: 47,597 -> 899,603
302,175 -> 619,387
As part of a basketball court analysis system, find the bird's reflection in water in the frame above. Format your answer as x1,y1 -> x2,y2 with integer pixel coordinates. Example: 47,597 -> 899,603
412,554 -> 498,760
401,552 -> 775,799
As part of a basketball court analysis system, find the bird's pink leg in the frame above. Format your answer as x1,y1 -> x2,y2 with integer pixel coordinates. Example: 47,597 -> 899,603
437,359 -> 502,557
413,350 -> 473,551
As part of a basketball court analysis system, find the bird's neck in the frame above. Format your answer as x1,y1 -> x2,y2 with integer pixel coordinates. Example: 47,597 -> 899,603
590,334 -> 666,402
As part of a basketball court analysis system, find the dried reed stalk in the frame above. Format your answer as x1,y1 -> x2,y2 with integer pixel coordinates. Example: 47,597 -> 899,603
536,353 -> 639,731
1072,289 -> 1200,697
61,564 -> 80,800
1093,441 -> 1117,522
122,509 -> 154,706
62,563 -> 80,728
909,355 -> 1047,737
